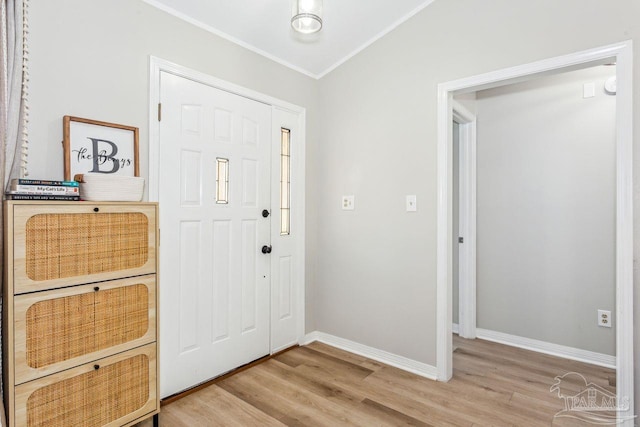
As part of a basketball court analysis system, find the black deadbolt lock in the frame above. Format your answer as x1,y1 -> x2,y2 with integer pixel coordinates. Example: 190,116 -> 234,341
261,245 -> 272,254
262,209 -> 270,218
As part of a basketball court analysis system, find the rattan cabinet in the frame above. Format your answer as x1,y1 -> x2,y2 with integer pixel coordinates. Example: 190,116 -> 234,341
3,202 -> 159,427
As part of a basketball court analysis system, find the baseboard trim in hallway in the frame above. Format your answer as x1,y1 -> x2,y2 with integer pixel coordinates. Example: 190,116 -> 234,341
301,331 -> 438,380
453,323 -> 616,369
477,327 -> 616,369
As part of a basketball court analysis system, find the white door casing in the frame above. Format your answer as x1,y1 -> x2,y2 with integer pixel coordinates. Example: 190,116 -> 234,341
149,58 -> 306,399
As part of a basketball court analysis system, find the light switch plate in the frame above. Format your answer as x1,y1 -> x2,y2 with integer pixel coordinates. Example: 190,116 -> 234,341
583,82 -> 595,98
342,195 -> 355,210
406,195 -> 417,212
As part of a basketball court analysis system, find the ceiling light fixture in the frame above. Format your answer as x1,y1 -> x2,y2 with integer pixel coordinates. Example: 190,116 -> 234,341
291,0 -> 323,34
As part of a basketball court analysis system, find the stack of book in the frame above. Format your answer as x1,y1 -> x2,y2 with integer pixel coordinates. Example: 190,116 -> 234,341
6,178 -> 80,201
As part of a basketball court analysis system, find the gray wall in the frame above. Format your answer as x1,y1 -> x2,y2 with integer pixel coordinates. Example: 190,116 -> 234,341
316,0 -> 639,367
28,0 -> 320,331
476,66 -> 616,355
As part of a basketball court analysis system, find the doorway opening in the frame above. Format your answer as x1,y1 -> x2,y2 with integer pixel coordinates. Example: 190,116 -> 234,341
437,41 -> 633,424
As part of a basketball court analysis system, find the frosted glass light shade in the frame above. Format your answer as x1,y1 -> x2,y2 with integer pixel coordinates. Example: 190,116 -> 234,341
291,0 -> 322,34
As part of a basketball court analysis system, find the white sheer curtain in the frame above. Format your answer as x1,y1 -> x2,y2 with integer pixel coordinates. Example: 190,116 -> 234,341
2,0 -> 29,187
0,0 -> 29,425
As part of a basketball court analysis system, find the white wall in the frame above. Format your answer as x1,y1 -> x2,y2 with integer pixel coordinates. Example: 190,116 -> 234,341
475,66 -> 616,355
28,0 -> 321,331
315,0 -> 640,396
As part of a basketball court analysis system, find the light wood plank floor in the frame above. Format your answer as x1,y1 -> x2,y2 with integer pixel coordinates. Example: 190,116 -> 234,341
140,336 -> 615,426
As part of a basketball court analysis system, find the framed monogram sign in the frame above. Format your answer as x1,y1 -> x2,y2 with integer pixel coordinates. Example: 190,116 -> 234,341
63,116 -> 139,181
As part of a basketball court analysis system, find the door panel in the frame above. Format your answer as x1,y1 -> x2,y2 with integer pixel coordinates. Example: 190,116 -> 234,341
278,256 -> 293,320
241,219 -> 258,333
159,72 -> 271,397
178,221 -> 200,354
180,150 -> 201,205
212,220 -> 231,343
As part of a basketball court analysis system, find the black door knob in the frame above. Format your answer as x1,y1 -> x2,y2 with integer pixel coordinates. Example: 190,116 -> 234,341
261,245 -> 272,254
262,209 -> 270,218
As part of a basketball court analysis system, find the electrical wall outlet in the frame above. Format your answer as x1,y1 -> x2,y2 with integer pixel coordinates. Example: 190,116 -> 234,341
342,195 -> 354,210
598,310 -> 612,328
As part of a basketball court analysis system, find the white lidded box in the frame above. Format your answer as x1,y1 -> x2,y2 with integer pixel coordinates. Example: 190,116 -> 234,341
75,173 -> 145,201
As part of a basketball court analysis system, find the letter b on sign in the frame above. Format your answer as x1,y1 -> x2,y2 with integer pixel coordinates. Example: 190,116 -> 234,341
89,138 -> 119,173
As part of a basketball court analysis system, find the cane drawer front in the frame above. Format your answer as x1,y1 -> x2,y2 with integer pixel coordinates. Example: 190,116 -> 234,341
14,344 -> 157,427
11,203 -> 157,294
14,275 -> 156,384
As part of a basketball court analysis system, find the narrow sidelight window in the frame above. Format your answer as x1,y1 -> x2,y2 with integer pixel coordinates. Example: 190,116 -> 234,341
216,158 -> 229,204
280,128 -> 291,235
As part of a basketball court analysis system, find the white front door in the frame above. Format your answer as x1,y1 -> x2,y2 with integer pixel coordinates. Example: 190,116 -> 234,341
158,71 -> 272,397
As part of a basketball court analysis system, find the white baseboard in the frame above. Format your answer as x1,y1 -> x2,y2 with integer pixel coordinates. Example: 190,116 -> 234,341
301,331 -> 438,380
452,323 -> 459,334
474,328 -> 616,369
300,331 -> 320,346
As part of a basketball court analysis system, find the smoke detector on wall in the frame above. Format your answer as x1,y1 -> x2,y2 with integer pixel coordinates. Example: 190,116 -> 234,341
604,76 -> 617,95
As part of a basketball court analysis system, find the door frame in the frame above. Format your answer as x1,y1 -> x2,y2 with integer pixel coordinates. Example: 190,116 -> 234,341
148,56 -> 307,353
436,41 -> 634,423
452,100 -> 476,339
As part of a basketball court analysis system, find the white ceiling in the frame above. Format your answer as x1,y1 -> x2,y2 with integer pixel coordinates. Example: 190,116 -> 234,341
142,0 -> 436,79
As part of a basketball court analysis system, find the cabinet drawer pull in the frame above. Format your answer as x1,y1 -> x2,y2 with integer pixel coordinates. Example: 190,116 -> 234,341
94,364 -> 100,370
94,286 -> 99,292
93,207 -> 99,212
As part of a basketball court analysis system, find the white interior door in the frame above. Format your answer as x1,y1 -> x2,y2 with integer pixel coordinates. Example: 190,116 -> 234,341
158,71 -> 272,397
452,102 -> 477,340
